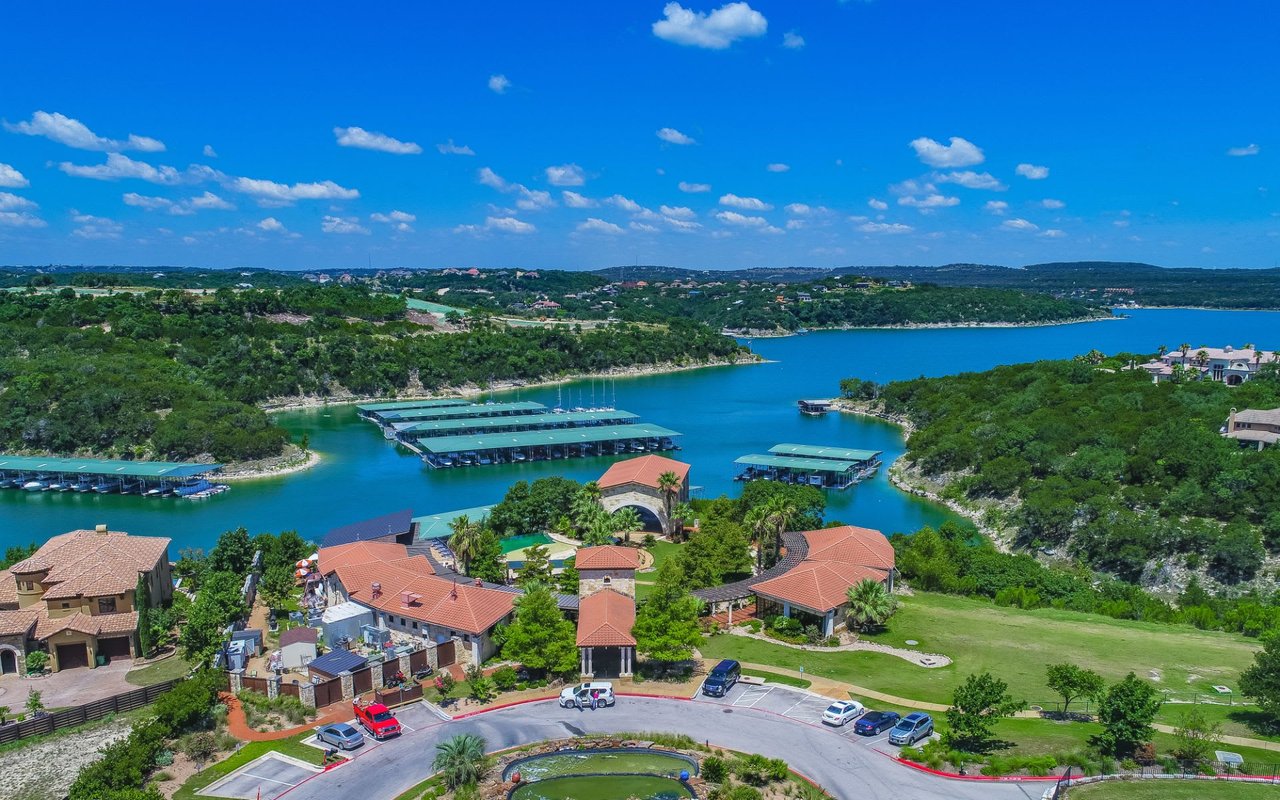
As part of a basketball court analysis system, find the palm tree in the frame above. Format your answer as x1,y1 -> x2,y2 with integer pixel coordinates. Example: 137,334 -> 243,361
432,733 -> 490,789
845,578 -> 897,633
582,514 -> 616,546
1179,342 -> 1191,361
570,484 -> 606,539
745,495 -> 796,572
1195,348 -> 1210,371
1156,344 -> 1168,359
610,507 -> 643,544
448,515 -> 482,576
656,471 -> 682,538
672,501 -> 695,538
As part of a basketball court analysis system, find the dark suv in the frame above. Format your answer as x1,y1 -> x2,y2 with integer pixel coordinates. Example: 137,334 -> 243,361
888,712 -> 934,746
701,659 -> 741,697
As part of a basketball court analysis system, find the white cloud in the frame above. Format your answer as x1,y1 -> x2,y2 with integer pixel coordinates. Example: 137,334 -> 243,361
334,126 -> 422,155
606,194 -> 644,213
371,210 -> 416,223
867,198 -> 888,211
858,221 -> 913,234
5,110 -> 164,152
486,216 -> 534,234
1001,218 -> 1039,231
765,163 -> 790,173
545,163 -> 586,187
785,203 -> 811,215
0,210 -> 45,228
1015,163 -> 1049,179
71,212 -> 122,239
437,139 -> 475,156
0,192 -> 36,211
577,217 -> 625,234
786,219 -> 805,230
909,136 -> 984,167
652,2 -> 767,49
660,205 -> 696,219
0,163 -> 29,188
782,30 -> 805,49
1113,219 -> 1130,228
935,170 -> 1005,190
984,200 -> 1009,215
1040,198 -> 1065,209
678,181 -> 711,193
488,74 -> 511,94
657,127 -> 697,146
321,215 -> 370,234
720,193 -> 772,211
715,210 -> 769,227
202,144 -> 218,158
59,153 -> 182,184
230,176 -> 359,205
562,191 -> 596,208
258,217 -> 285,232
123,190 -> 234,215
898,193 -> 959,209
664,216 -> 701,231
477,167 -> 555,210
630,221 -> 660,233
1040,229 -> 1067,238
1227,144 -> 1260,157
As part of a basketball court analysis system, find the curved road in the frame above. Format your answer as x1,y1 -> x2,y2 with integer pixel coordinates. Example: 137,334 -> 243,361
284,696 -> 1045,800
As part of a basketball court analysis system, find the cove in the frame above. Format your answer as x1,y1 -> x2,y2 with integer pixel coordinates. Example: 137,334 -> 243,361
2,308 -> 1278,552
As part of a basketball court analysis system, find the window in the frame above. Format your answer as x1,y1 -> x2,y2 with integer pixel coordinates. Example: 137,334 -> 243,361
602,577 -> 611,585
412,621 -> 418,630
61,602 -> 71,609
98,596 -> 117,613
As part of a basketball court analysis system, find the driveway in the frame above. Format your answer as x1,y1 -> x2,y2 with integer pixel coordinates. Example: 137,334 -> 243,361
0,659 -> 135,709
278,693 -> 1046,800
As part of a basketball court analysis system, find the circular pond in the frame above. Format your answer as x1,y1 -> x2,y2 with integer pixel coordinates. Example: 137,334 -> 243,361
504,749 -> 698,800
509,775 -> 692,800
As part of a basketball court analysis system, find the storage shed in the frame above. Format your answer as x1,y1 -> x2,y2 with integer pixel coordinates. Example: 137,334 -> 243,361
278,626 -> 318,669
307,649 -> 368,681
321,600 -> 374,646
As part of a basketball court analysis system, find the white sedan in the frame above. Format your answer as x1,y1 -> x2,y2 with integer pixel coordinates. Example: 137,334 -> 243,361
821,699 -> 865,726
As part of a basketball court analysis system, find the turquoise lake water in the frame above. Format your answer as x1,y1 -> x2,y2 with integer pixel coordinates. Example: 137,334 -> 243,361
2,307 -> 1277,552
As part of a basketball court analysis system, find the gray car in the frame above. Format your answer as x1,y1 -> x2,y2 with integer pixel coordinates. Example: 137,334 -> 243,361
316,722 -> 365,750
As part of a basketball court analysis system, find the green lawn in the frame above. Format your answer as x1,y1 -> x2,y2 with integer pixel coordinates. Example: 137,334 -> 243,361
741,669 -> 811,689
702,592 -> 1261,707
643,541 -> 684,573
1069,779 -> 1280,799
126,654 -> 194,686
1154,703 -> 1280,744
173,731 -> 325,800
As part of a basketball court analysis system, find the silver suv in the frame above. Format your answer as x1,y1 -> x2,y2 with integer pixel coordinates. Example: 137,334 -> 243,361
888,712 -> 934,746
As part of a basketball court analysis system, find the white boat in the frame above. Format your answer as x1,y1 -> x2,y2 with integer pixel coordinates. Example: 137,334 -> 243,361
23,480 -> 46,491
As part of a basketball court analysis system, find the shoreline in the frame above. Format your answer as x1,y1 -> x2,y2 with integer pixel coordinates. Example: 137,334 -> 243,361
257,355 -> 768,413
218,448 -> 322,482
735,313 -> 1120,339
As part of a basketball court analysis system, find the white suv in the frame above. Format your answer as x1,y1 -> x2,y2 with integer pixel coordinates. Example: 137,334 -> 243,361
559,681 -> 615,707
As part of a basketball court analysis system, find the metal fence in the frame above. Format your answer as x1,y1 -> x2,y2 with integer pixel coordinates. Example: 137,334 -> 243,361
0,679 -> 179,745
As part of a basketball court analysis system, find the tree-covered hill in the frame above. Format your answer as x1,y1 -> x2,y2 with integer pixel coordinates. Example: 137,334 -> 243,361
860,357 -> 1280,585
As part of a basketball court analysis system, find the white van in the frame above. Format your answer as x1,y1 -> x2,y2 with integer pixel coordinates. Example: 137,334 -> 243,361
559,681 -> 615,707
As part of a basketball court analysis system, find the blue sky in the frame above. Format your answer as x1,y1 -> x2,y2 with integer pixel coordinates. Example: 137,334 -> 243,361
0,1 -> 1277,270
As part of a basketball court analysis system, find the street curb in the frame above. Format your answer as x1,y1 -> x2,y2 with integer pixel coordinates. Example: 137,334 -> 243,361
872,749 -> 1060,782
449,691 -> 693,720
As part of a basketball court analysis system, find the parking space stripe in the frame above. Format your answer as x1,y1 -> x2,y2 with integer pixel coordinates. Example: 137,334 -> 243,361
240,772 -> 299,787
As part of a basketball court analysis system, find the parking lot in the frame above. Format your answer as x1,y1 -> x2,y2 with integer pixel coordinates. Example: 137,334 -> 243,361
692,681 -> 906,750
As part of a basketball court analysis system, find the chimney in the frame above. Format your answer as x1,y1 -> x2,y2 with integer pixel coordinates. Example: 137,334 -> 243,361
474,578 -> 483,587
371,582 -> 382,599
1229,408 -> 1238,433
95,524 -> 108,534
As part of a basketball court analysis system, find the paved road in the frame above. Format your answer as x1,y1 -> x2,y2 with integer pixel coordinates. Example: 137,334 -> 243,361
278,686 -> 1047,800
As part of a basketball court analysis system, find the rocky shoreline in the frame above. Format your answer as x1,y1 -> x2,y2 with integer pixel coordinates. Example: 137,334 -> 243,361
218,445 -> 321,481
730,313 -> 1120,339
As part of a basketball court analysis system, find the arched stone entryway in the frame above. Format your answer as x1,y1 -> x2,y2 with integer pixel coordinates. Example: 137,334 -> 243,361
600,494 -> 667,533
0,645 -> 20,675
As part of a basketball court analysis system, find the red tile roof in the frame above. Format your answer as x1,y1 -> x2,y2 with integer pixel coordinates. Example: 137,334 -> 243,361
597,455 -> 690,491
574,545 -> 640,571
33,610 -> 139,640
317,541 -> 434,577
752,525 -> 893,614
0,570 -> 17,609
9,529 -> 170,601
576,588 -> 636,647
0,608 -> 38,637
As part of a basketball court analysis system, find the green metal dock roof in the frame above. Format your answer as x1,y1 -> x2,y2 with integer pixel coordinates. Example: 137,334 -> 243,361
416,423 -> 681,453
357,398 -> 471,413
0,455 -> 221,478
735,454 -> 860,473
378,401 -> 547,421
399,409 -> 639,435
413,505 -> 496,540
769,443 -> 882,462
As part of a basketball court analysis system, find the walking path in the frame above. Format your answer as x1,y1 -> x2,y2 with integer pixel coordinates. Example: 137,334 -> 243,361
221,693 -> 352,742
730,629 -> 951,667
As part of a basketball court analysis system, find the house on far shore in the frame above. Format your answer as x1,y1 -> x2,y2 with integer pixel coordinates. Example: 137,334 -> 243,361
0,524 -> 172,674
1224,407 -> 1280,450
1137,345 -> 1277,385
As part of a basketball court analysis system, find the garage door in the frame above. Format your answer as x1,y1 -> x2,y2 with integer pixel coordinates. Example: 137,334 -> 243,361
56,643 -> 89,670
98,636 -> 132,662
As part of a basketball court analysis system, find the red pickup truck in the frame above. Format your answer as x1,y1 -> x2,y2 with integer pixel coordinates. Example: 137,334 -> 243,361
352,700 -> 401,739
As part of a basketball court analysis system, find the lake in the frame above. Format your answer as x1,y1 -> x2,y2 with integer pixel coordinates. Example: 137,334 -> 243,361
2,307 -> 1276,552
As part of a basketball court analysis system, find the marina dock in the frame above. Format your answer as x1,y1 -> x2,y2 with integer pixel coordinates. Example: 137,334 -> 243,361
0,455 -> 227,498
735,443 -> 881,489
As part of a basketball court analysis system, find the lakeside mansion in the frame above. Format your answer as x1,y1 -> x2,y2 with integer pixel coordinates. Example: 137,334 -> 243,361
1137,344 -> 1278,385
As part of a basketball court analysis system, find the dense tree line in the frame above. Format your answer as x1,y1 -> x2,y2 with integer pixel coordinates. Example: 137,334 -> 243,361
0,288 -> 745,462
870,356 -> 1280,583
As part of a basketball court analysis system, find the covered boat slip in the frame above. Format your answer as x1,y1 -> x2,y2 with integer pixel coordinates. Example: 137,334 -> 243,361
734,454 -> 866,488
372,400 -> 548,424
414,423 -> 682,468
768,443 -> 883,463
0,454 -> 224,496
395,409 -> 640,440
356,397 -> 471,421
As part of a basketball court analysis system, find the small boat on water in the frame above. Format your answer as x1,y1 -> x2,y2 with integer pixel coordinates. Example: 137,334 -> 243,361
92,481 -> 115,493
512,451 -> 527,462
23,480 -> 47,492
798,399 -> 833,416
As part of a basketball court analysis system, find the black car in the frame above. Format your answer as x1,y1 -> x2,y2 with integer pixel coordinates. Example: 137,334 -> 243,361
853,710 -> 901,736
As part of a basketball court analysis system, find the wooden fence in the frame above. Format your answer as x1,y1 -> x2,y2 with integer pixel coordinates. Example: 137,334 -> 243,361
313,677 -> 342,708
375,684 -> 423,707
0,679 -> 179,745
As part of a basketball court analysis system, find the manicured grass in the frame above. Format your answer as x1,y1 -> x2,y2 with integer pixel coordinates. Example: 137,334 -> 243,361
635,581 -> 653,602
1154,703 -> 1280,744
173,731 -> 326,800
702,592 -> 1261,707
126,654 -> 194,686
741,669 -> 811,689
1070,779 -> 1280,799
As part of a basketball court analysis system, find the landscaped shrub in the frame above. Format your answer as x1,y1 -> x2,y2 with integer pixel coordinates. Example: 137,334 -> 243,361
711,785 -> 762,800
733,753 -> 789,786
980,755 -> 1057,777
154,750 -> 174,767
491,666 -> 518,691
743,619 -> 763,633
702,755 -> 728,783
769,616 -> 802,635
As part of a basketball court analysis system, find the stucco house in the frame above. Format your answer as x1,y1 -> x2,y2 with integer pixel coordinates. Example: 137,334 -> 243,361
574,546 -> 638,678
597,454 -> 691,535
1138,345 -> 1278,385
1224,407 -> 1280,449
278,625 -> 318,669
0,524 -> 172,673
